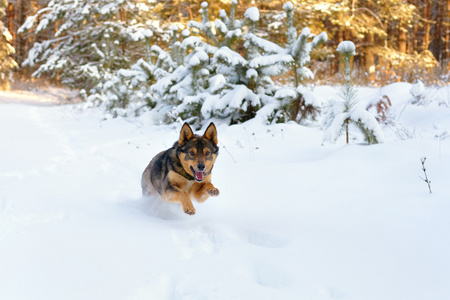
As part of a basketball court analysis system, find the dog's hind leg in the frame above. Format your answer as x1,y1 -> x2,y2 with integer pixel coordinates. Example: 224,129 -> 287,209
141,164 -> 156,197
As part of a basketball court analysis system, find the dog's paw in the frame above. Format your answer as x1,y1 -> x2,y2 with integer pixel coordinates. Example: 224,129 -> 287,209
182,204 -> 196,215
207,188 -> 220,197
184,209 -> 195,215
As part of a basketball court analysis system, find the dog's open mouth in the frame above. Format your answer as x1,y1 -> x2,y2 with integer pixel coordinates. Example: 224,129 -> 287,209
190,166 -> 204,182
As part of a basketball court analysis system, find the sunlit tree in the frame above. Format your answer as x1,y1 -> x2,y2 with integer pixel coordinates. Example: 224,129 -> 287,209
18,0 -> 161,90
0,0 -> 17,89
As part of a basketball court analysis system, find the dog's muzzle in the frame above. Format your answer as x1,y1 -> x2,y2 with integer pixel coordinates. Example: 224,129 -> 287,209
191,165 -> 205,182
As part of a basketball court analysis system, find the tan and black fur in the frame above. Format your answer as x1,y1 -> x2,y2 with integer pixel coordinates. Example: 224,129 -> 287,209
141,122 -> 220,215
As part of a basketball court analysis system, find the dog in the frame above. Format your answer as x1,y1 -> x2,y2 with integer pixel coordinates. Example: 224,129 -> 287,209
141,122 -> 220,215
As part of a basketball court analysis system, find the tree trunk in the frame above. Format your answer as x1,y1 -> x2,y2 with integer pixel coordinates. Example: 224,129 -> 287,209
345,119 -> 349,144
445,0 -> 450,60
364,32 -> 375,80
430,0 -> 444,61
422,0 -> 431,51
398,29 -> 407,53
290,66 -> 300,122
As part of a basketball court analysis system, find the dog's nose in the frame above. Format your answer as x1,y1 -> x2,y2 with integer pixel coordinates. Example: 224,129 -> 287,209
197,163 -> 205,171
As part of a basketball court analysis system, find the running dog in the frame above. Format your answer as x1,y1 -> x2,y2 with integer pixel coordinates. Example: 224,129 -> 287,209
141,122 -> 220,215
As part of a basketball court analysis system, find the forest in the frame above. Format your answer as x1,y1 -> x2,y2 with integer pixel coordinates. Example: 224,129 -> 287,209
1,4 -> 450,297
0,0 -> 449,125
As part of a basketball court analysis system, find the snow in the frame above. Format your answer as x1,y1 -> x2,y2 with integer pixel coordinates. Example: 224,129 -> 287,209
208,74 -> 226,93
225,29 -> 242,40
246,68 -> 258,79
214,19 -> 228,34
313,31 -> 328,46
1,85 -> 450,300
337,41 -> 356,56
283,2 -> 294,11
180,36 -> 204,50
181,29 -> 190,37
410,80 -> 425,102
244,7 -> 260,22
275,87 -> 296,99
250,54 -> 293,69
245,33 -> 285,54
18,15 -> 37,33
188,55 -> 201,67
213,46 -> 248,66
36,18 -> 49,32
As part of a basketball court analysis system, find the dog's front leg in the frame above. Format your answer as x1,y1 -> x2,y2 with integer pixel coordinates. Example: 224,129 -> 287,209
192,182 -> 220,203
163,189 -> 196,215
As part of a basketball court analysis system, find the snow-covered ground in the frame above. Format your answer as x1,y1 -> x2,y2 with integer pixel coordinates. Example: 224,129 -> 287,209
1,83 -> 450,300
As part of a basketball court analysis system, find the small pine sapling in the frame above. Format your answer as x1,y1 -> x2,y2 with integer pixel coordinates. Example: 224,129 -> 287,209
420,157 -> 432,194
323,41 -> 384,144
282,2 -> 327,123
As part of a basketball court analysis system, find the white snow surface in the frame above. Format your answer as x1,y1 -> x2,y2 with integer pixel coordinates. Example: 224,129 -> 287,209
1,84 -> 450,300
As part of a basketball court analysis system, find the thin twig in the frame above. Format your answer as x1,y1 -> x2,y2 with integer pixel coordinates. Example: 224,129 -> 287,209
221,143 -> 236,163
420,157 -> 432,194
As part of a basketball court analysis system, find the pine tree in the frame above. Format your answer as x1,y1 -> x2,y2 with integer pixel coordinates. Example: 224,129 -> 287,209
243,2 -> 327,124
0,0 -> 17,90
200,1 -> 327,125
214,0 -> 242,48
206,5 -> 291,124
283,2 -> 327,123
150,27 -> 217,125
18,0 -> 158,92
85,33 -> 176,117
179,2 -> 265,124
323,41 -> 384,145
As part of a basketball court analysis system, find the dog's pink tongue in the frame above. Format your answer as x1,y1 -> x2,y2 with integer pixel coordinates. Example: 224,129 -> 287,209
196,171 -> 204,181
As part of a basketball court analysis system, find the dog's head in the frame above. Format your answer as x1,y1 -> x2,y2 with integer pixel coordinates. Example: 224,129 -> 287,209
177,122 -> 219,182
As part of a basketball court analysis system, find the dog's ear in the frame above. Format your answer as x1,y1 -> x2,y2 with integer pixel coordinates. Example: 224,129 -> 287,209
203,122 -> 218,145
179,122 -> 194,145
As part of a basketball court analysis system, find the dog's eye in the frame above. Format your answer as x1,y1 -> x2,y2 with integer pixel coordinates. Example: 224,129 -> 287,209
189,151 -> 195,156
205,151 -> 211,156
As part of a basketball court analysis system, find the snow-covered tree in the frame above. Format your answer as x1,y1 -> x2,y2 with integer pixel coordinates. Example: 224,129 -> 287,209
150,29 -> 218,125
85,58 -> 156,117
203,5 -> 293,124
0,0 -> 17,90
193,1 -> 327,125
172,2 -> 268,125
19,0 -> 159,92
323,41 -> 384,145
282,2 -> 327,123
237,2 -> 327,124
86,31 -> 177,117
214,0 -> 242,48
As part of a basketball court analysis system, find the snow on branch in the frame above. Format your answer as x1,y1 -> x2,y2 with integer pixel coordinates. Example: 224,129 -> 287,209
337,41 -> 356,56
249,54 -> 293,69
213,46 -> 248,66
244,7 -> 260,22
244,33 -> 284,54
